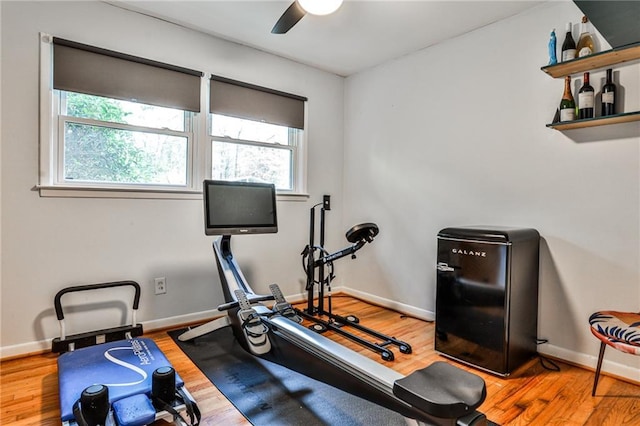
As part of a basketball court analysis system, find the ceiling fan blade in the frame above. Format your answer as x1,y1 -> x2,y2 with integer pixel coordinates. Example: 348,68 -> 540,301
271,1 -> 306,34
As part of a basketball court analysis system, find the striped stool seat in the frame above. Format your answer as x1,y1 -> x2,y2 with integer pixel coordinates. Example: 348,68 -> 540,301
588,310 -> 640,395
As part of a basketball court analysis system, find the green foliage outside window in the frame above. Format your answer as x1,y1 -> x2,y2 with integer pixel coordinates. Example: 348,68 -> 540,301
64,93 -> 187,185
64,93 -> 156,183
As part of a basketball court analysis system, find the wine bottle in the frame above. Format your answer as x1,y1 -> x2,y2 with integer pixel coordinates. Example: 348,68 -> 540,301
561,22 -> 576,61
578,72 -> 594,119
576,16 -> 595,57
601,68 -> 616,116
559,76 -> 576,122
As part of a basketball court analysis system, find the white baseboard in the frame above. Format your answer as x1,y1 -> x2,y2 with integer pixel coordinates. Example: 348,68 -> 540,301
3,289 -> 639,385
142,308 -> 223,332
336,286 -> 435,322
0,287 -> 428,359
0,308 -> 222,359
0,339 -> 52,359
330,287 -> 640,383
539,343 -> 640,383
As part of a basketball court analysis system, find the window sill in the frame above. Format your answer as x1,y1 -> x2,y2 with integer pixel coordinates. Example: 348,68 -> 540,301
35,185 -> 310,201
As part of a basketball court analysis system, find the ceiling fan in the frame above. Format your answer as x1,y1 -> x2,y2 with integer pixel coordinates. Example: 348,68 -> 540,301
271,0 -> 344,34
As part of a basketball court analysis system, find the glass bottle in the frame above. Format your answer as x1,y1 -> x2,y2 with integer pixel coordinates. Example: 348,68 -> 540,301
576,16 -> 595,57
601,68 -> 617,116
548,29 -> 558,65
559,76 -> 576,122
578,72 -> 594,119
561,22 -> 576,61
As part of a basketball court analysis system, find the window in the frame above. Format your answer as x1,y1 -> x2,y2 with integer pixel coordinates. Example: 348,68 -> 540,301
60,92 -> 192,186
40,35 -> 202,195
39,34 -> 308,198
210,114 -> 300,190
209,76 -> 306,193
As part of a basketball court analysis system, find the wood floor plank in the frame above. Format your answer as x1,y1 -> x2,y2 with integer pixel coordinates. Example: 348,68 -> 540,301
2,296 -> 639,425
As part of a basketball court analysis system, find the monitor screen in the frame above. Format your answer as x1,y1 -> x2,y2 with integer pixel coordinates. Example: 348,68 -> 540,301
203,180 -> 278,235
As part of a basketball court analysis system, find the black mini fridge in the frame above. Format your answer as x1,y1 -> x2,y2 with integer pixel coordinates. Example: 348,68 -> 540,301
435,227 -> 539,376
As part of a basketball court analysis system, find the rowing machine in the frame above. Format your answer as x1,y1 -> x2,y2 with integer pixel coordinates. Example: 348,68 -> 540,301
183,235 -> 488,426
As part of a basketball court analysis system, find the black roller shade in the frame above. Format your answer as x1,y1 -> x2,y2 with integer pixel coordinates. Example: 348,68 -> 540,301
574,1 -> 640,49
210,75 -> 306,130
53,38 -> 203,112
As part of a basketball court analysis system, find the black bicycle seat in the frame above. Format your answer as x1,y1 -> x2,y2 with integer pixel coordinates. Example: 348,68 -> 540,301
346,223 -> 379,244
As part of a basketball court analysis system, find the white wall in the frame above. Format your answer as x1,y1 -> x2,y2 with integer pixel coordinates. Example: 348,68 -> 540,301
2,1 -> 639,385
0,1 -> 3,351
0,1 -> 345,356
343,1 -> 640,380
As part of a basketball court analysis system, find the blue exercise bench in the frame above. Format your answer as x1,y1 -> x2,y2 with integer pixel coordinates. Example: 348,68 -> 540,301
53,281 -> 200,426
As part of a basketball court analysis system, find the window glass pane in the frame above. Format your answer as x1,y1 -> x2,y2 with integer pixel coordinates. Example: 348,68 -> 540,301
210,113 -> 289,145
212,141 -> 292,190
64,91 -> 186,132
64,122 -> 187,185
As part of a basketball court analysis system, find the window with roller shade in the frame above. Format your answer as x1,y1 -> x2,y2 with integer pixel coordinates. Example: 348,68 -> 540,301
39,34 -> 308,197
40,36 -> 203,192
209,75 -> 307,192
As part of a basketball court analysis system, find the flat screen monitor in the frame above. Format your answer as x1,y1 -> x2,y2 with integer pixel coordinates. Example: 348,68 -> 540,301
203,180 -> 278,235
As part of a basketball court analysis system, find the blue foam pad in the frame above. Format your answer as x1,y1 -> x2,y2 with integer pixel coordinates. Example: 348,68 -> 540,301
57,338 -> 184,422
112,394 -> 156,426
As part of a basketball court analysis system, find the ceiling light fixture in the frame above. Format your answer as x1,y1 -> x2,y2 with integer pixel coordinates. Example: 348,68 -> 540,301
271,0 -> 344,34
297,0 -> 344,16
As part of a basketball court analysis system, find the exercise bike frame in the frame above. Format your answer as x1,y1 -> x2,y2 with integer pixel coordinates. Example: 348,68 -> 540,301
302,202 -> 411,361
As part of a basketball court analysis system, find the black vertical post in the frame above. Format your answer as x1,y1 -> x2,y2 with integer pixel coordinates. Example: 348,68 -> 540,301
318,206 -> 326,313
306,206 -> 316,314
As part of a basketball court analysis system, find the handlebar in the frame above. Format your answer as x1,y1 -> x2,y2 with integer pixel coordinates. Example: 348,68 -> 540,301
54,281 -> 141,321
217,294 -> 275,312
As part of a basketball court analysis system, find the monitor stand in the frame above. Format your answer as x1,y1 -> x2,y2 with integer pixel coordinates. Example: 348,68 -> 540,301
178,236 -> 272,342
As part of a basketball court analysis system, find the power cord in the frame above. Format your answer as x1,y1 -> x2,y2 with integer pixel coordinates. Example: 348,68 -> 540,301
536,338 -> 561,371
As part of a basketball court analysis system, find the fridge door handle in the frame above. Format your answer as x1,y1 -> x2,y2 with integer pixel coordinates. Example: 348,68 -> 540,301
436,262 -> 455,272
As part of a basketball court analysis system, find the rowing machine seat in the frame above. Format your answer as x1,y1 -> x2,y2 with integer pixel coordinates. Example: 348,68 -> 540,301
393,361 -> 486,419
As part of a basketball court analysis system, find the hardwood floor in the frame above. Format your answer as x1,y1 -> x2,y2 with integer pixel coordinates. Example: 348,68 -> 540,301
2,296 -> 639,425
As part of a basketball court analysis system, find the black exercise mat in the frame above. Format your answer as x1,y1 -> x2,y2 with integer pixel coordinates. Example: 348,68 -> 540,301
168,326 -> 408,425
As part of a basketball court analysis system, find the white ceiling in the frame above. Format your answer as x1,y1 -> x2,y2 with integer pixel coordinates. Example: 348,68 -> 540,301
108,0 -> 545,76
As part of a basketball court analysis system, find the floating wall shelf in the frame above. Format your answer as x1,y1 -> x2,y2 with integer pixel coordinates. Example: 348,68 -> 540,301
547,111 -> 640,130
542,42 -> 640,131
541,42 -> 640,78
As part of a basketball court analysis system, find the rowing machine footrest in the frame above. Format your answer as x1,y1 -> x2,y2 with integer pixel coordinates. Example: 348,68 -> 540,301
392,361 -> 486,419
112,394 -> 156,426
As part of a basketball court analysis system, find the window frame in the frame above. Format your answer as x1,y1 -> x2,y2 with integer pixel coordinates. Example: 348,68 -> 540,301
55,93 -> 196,190
38,33 -> 308,199
209,115 -> 305,193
